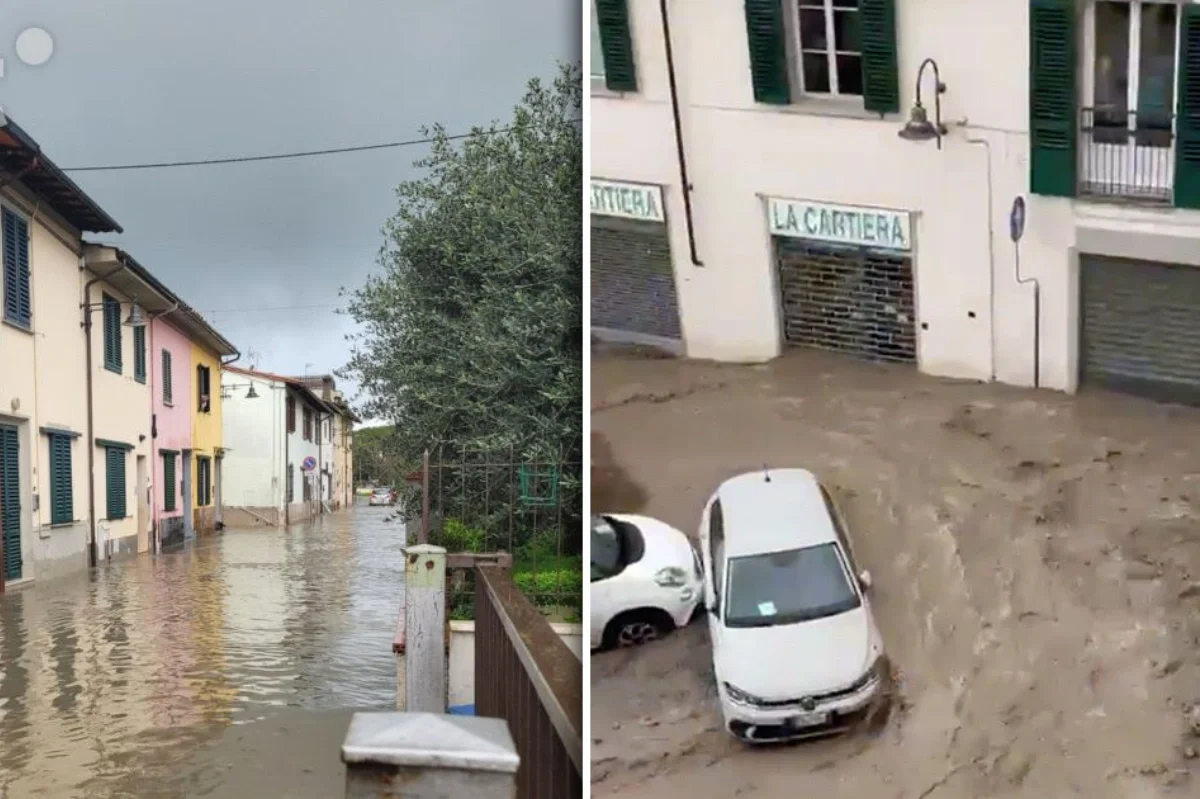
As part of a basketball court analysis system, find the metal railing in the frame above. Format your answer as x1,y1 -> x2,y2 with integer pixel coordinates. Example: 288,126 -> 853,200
474,565 -> 582,799
1079,106 -> 1175,203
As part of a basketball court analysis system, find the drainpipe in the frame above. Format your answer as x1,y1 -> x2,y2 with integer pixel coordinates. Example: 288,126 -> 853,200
660,0 -> 702,266
82,261 -> 130,569
284,390 -> 290,527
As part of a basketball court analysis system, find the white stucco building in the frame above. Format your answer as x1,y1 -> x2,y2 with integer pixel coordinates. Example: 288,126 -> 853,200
592,0 -> 1200,402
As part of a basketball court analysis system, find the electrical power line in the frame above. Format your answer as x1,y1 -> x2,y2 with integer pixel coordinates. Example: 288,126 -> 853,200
62,118 -> 582,172
203,303 -> 342,314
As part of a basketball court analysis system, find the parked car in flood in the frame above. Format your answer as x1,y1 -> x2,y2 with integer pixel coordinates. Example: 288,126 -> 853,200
698,468 -> 886,743
368,486 -> 397,506
590,513 -> 703,650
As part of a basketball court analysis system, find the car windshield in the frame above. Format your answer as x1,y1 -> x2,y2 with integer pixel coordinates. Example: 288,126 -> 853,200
724,543 -> 860,628
373,488 -> 391,495
591,516 -> 622,580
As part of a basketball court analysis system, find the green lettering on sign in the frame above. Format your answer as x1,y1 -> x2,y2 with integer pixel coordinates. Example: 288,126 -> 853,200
590,179 -> 666,223
766,197 -> 912,253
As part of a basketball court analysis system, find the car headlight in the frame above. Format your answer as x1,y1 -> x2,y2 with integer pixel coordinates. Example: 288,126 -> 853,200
654,566 -> 688,587
723,682 -> 765,706
847,657 -> 883,693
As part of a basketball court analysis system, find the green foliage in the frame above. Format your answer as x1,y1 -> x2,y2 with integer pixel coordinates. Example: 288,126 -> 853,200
440,517 -> 485,553
340,63 -> 583,463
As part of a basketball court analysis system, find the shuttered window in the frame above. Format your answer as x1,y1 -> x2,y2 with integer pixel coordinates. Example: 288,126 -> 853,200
162,452 -> 176,512
1,424 -> 22,581
745,0 -> 791,104
286,396 -> 296,432
1177,5 -> 1200,207
2,207 -> 31,329
197,456 -> 211,507
105,446 -> 126,520
287,463 -> 295,503
103,294 -> 122,373
48,434 -> 73,525
197,365 -> 211,413
1029,0 -> 1077,197
162,350 -> 173,404
595,0 -> 638,92
134,326 -> 147,383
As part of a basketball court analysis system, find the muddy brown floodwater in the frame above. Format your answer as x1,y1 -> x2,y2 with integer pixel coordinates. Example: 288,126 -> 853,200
0,506 -> 405,798
592,347 -> 1200,799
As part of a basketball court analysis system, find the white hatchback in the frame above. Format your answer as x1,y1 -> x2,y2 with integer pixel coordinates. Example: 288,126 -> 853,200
698,469 -> 886,743
590,514 -> 703,650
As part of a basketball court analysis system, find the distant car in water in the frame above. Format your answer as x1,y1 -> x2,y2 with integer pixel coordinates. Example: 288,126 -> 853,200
590,513 -> 703,650
368,486 -> 397,506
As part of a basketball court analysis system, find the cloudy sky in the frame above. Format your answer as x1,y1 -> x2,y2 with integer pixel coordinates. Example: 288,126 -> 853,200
0,0 -> 580,418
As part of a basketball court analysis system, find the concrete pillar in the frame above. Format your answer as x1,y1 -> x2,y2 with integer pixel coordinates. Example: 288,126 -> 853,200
404,544 -> 446,713
341,712 -> 518,798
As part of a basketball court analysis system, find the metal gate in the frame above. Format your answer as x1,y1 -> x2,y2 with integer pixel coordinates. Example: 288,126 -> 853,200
0,424 -> 21,582
1080,254 -> 1200,402
590,217 -> 681,343
776,239 -> 916,363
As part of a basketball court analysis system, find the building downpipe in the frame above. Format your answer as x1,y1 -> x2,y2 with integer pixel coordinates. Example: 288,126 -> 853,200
660,0 -> 702,266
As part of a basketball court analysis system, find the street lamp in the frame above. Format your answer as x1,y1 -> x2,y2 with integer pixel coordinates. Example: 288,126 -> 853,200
898,58 -> 949,150
221,382 -> 260,399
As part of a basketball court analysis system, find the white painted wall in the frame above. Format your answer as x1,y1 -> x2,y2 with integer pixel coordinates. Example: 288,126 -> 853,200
286,392 -> 321,505
446,621 -> 584,708
593,0 -> 1200,393
220,370 -> 285,511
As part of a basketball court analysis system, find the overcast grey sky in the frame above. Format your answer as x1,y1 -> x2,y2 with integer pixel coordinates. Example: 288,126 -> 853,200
0,0 -> 580,417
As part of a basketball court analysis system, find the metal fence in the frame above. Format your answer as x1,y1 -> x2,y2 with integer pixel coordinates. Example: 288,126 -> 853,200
406,443 -> 582,623
475,565 -> 582,798
1079,106 -> 1174,203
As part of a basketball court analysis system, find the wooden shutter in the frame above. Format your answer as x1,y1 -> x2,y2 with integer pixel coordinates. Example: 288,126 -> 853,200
1176,5 -> 1200,207
103,294 -> 122,372
105,446 -> 126,520
0,424 -> 21,580
2,209 -> 30,327
744,0 -> 790,104
1029,0 -> 1077,197
48,434 -> 73,525
163,453 -> 176,512
134,327 -> 146,383
596,0 -> 637,92
860,0 -> 900,114
162,350 -> 173,404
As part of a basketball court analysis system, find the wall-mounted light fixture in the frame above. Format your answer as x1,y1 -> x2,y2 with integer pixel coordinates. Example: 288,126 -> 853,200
221,382 -> 259,399
898,58 -> 949,150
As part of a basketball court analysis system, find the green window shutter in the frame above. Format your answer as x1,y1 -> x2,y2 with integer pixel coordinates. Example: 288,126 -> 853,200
134,326 -> 146,383
105,446 -> 126,520
1176,5 -> 1200,208
2,208 -> 31,328
1029,0 -> 1077,198
596,0 -> 637,92
860,0 -> 900,114
162,350 -> 173,404
163,453 -> 176,512
102,294 -> 122,373
1,424 -> 22,581
744,0 -> 790,105
48,434 -> 73,525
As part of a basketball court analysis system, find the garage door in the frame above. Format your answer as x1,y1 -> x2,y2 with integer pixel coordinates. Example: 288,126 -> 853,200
776,239 -> 916,364
1081,254 -> 1200,402
591,217 -> 681,343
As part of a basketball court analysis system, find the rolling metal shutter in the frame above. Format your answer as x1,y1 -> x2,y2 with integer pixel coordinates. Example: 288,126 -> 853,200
776,239 -> 916,363
1,424 -> 21,580
1080,254 -> 1200,402
591,217 -> 681,342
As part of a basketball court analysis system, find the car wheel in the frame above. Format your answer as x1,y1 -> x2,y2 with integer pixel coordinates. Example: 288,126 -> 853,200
603,609 -> 675,650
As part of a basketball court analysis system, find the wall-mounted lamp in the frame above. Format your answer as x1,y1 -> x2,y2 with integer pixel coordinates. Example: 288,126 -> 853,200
222,382 -> 259,399
123,297 -> 147,328
898,58 -> 949,150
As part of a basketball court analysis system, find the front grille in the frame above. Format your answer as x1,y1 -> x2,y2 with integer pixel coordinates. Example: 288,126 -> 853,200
755,674 -> 874,709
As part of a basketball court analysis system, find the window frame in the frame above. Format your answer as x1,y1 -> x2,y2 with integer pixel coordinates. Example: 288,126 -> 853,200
590,0 -> 606,83
2,204 -> 32,330
785,0 -> 865,101
102,293 -> 122,374
197,364 -> 212,413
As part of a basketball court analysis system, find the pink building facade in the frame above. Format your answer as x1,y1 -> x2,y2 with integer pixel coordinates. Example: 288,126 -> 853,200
150,317 -> 192,548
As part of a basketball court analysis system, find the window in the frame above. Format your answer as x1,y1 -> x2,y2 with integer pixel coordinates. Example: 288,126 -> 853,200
162,350 -> 173,404
287,463 -> 295,503
593,0 -> 637,91
134,326 -> 147,384
105,446 -> 126,520
163,452 -> 176,512
303,407 -> 313,441
743,0 -> 897,112
286,396 -> 296,433
724,543 -> 861,627
820,484 -> 859,573
709,498 -> 725,610
197,365 -> 211,413
2,207 -> 31,329
197,456 -> 211,506
102,294 -> 122,373
47,434 -> 73,525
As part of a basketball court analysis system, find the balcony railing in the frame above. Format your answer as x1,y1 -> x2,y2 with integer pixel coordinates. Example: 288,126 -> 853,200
1079,106 -> 1174,204
475,565 -> 582,798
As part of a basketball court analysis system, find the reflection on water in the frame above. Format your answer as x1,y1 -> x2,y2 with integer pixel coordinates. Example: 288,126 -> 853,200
0,505 -> 404,798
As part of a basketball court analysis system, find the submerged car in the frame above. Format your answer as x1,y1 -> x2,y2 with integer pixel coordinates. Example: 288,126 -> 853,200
698,469 -> 885,743
368,487 -> 397,506
590,513 -> 703,650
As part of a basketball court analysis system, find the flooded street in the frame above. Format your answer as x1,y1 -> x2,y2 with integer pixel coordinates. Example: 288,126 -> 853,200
0,504 -> 404,798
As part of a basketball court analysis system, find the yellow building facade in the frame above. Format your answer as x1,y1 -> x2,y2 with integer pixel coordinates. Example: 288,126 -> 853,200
190,342 -> 226,533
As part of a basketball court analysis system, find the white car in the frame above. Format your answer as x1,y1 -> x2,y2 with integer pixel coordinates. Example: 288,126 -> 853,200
698,469 -> 885,743
590,513 -> 703,650
368,487 -> 396,506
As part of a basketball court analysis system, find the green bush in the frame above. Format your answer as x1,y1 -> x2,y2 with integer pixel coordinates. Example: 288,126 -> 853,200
440,518 -> 485,552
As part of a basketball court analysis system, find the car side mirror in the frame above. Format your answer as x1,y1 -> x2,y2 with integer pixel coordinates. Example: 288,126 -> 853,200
858,570 -> 873,591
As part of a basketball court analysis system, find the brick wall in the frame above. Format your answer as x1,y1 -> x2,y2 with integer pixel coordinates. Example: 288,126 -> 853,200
776,239 -> 916,364
1081,254 -> 1200,402
591,217 -> 681,341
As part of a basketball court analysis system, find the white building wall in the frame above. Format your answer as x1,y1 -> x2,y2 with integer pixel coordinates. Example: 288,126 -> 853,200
593,0 -> 1200,393
220,371 -> 284,511
286,394 -> 320,505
